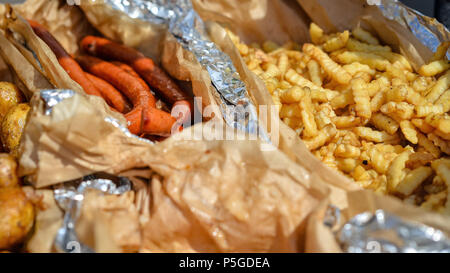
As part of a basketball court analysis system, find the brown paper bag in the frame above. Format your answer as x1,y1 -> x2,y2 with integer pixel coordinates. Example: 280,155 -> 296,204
0,1 -> 332,253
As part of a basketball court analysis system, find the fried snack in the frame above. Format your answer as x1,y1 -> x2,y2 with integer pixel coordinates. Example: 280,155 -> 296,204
1,103 -> 30,158
0,187 -> 34,250
0,154 -> 18,188
229,23 -> 450,214
0,82 -> 25,122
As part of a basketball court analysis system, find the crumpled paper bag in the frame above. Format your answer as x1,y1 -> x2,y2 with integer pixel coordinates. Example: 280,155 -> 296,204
0,0 -> 333,253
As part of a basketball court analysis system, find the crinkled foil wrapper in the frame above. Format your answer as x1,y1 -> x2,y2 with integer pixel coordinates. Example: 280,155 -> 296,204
39,90 -> 141,253
325,206 -> 450,253
104,0 -> 270,143
53,172 -> 132,253
368,0 -> 449,54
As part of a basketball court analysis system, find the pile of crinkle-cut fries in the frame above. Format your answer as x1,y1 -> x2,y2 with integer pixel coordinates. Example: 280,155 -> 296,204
227,24 -> 450,214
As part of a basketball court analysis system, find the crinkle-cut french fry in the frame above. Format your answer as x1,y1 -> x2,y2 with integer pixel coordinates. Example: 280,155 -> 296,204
406,86 -> 426,106
373,51 -> 413,71
436,90 -> 450,112
421,191 -> 447,211
262,63 -> 280,79
370,89 -> 386,112
353,126 -> 396,142
307,59 -> 322,86
370,113 -> 399,135
322,154 -> 339,170
386,85 -> 408,102
415,104 -> 444,117
246,58 -> 261,71
366,146 -> 389,174
337,158 -> 358,173
429,117 -> 450,134
352,78 -> 371,120
353,165 -> 371,181
319,143 -> 337,156
405,70 -> 418,82
428,133 -> 450,155
303,43 -> 352,84
396,166 -> 433,195
310,89 -> 329,102
237,43 -> 249,56
271,93 -> 282,110
280,86 -> 304,103
354,71 -> 372,83
343,62 -> 376,76
429,41 -> 450,62
412,76 -> 433,95
309,23 -> 325,45
380,101 -> 414,120
336,51 -> 390,71
424,175 -> 446,194
323,31 -> 349,52
262,40 -> 280,53
433,129 -> 450,141
399,120 -> 418,144
331,89 -> 353,109
417,132 -> 441,158
352,26 -> 380,45
334,143 -> 360,158
431,158 -> 450,214
303,124 -> 337,150
346,38 -> 391,53
411,118 -> 435,134
283,117 -> 303,129
425,70 -> 450,102
406,151 -> 435,169
315,108 -> 333,129
278,80 -> 292,90
338,130 -> 361,146
279,103 -> 302,118
419,60 -> 450,77
285,68 -> 316,88
386,148 -> 413,193
277,53 -> 289,77
299,91 -> 318,138
332,116 -> 361,129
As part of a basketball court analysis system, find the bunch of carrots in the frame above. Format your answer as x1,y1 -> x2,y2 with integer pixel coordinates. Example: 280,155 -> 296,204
28,20 -> 192,138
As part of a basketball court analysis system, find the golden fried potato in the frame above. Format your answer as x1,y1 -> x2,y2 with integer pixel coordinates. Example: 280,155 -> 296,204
0,82 -> 24,122
0,187 -> 34,250
0,154 -> 18,188
1,103 -> 30,158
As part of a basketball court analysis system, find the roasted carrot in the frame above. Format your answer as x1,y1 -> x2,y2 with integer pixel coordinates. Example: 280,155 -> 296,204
85,73 -> 131,113
80,36 -> 192,123
27,20 -> 102,98
110,61 -> 154,95
76,55 -> 175,135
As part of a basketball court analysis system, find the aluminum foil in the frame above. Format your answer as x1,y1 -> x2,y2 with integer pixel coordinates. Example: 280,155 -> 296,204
336,209 -> 450,253
53,172 -> 132,253
368,0 -> 450,54
40,89 -> 76,115
104,0 -> 271,143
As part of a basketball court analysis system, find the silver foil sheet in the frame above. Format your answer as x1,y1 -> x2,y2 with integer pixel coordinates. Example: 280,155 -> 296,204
368,0 -> 450,54
334,209 -> 450,253
40,89 -> 76,115
53,172 -> 132,253
104,0 -> 270,143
